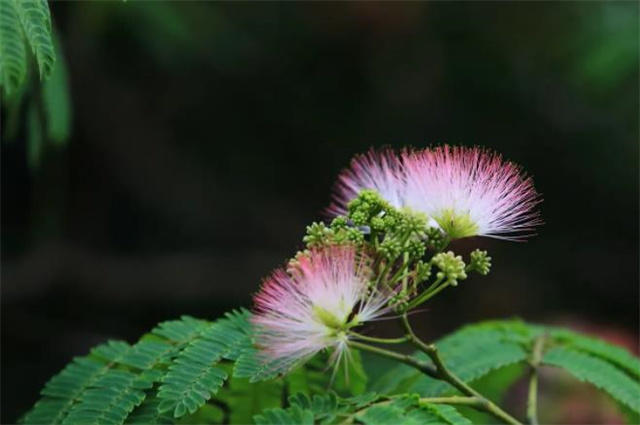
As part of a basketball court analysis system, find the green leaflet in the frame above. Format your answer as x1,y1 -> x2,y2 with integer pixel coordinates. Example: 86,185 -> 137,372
215,375 -> 283,425
543,346 -> 640,414
14,0 -> 54,79
156,310 -> 253,418
285,349 -> 368,397
372,321 -> 530,395
61,369 -> 160,425
21,311 -> 253,424
549,328 -> 640,379
42,32 -> 71,145
22,357 -> 111,424
253,392 -> 472,425
357,405 -> 405,425
254,405 -> 314,425
22,341 -> 133,425
118,340 -> 175,370
125,390 -> 174,425
421,404 -> 473,425
151,315 -> 210,343
370,318 -> 640,423
234,324 -> 368,396
0,0 -> 26,94
452,363 -> 527,424
0,0 -> 55,95
254,392 -> 349,425
411,341 -> 527,396
355,395 -> 473,425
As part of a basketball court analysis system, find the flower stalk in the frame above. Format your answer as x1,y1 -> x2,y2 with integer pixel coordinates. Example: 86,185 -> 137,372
400,314 -> 523,425
527,335 -> 546,425
348,314 -> 523,425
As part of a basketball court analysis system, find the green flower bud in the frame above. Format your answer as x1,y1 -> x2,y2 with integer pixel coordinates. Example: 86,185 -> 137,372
370,216 -> 385,232
415,260 -> 432,282
383,214 -> 398,231
432,251 -> 467,286
426,227 -> 448,252
344,227 -> 365,244
303,222 -> 333,248
469,249 -> 492,275
350,210 -> 369,226
398,210 -> 428,234
378,238 -> 402,260
347,190 -> 394,228
407,239 -> 426,259
330,216 -> 349,230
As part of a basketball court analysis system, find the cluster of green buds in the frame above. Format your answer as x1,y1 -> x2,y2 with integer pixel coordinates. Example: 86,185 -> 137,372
303,219 -> 364,248
468,249 -> 492,275
432,251 -> 467,286
300,190 -> 494,312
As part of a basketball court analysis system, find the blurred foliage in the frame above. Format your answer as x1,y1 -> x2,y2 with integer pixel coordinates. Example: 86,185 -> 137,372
1,0 -> 71,170
0,0 -> 55,94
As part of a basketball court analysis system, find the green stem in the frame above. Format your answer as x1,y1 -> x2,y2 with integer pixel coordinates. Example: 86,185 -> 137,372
419,396 -> 484,406
401,315 -> 522,425
402,252 -> 409,291
347,340 -> 438,379
388,257 -> 410,287
375,260 -> 392,288
527,335 -> 546,425
349,332 -> 408,345
407,278 -> 450,309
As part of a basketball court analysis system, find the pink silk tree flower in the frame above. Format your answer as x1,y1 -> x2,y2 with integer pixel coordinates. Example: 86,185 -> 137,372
252,245 -> 392,376
401,146 -> 542,240
329,146 -> 542,240
328,148 -> 405,217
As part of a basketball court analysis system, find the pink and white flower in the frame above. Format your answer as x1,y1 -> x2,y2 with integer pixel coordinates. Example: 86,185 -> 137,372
252,245 -> 391,375
328,148 -> 405,217
330,146 -> 542,240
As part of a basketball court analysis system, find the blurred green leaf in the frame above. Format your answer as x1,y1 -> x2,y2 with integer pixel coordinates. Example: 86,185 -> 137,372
15,0 -> 55,80
42,32 -> 71,146
0,0 -> 27,94
26,99 -> 43,169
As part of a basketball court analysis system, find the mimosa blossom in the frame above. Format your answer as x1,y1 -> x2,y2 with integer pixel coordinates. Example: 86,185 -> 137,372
330,145 -> 542,240
252,245 -> 392,375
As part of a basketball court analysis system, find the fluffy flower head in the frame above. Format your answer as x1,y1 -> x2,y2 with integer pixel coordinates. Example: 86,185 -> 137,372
328,149 -> 404,217
330,145 -> 542,240
252,245 -> 391,374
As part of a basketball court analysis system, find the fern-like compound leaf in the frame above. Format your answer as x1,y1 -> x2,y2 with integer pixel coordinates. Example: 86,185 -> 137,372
24,313 -> 640,424
22,341 -> 132,425
124,390 -> 174,425
355,397 -> 472,425
412,341 -> 528,397
61,370 -> 158,425
356,404 -> 405,425
215,373 -> 283,425
0,0 -> 26,94
156,309 -> 252,418
421,403 -> 474,425
42,33 -> 71,145
254,405 -> 315,425
150,315 -> 210,344
549,328 -> 640,379
14,0 -> 55,79
118,340 -> 174,370
543,346 -> 640,414
373,322 -> 529,395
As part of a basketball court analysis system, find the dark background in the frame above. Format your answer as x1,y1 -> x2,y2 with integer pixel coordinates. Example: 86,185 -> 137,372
2,2 -> 638,423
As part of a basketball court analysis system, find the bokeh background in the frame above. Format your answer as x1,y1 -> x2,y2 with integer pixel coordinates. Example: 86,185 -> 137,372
2,2 -> 638,423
